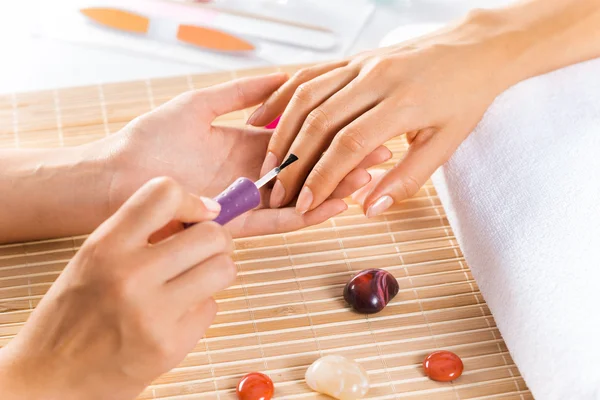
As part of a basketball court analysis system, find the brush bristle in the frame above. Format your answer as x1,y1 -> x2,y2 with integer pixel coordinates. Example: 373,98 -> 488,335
279,154 -> 299,171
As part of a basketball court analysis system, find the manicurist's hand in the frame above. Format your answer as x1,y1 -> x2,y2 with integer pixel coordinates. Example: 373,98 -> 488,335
0,74 -> 391,243
105,74 -> 390,237
248,0 -> 600,217
0,178 -> 234,400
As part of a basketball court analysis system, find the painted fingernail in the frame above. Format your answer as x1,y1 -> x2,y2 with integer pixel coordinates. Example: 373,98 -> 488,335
265,115 -> 281,129
366,195 -> 393,218
260,152 -> 278,177
270,180 -> 286,208
200,196 -> 221,214
247,105 -> 265,126
296,186 -> 314,214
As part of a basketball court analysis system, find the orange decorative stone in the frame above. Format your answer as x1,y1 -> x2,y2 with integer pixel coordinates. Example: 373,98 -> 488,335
423,351 -> 464,382
236,372 -> 274,400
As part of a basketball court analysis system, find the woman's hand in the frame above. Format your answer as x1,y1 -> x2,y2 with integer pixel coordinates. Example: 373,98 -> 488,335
0,177 -> 235,400
250,0 -> 600,218
0,74 -> 390,243
247,15 -> 515,217
101,74 -> 390,237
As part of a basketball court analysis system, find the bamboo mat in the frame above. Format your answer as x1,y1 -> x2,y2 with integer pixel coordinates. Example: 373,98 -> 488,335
0,65 -> 532,400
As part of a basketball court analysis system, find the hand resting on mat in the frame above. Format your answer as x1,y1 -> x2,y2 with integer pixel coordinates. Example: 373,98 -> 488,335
0,74 -> 390,243
0,178 -> 235,399
249,0 -> 600,218
0,74 -> 391,398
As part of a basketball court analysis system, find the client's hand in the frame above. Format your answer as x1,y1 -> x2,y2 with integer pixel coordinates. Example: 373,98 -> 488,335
102,74 -> 390,237
247,14 -> 513,217
0,178 -> 234,400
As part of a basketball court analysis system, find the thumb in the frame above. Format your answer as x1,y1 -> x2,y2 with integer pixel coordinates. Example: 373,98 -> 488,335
111,177 -> 221,244
194,73 -> 288,119
363,130 -> 456,217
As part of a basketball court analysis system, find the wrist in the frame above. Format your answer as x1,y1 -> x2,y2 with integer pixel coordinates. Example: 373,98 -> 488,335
0,145 -> 115,242
0,345 -> 78,400
452,1 -> 600,90
0,343 -> 108,400
52,142 -> 116,231
443,8 -> 531,94
0,346 -> 27,400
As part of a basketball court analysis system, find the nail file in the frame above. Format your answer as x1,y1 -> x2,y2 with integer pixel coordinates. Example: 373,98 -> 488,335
80,7 -> 255,52
185,154 -> 298,227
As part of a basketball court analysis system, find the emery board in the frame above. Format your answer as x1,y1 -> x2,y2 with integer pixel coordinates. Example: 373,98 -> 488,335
0,65 -> 532,399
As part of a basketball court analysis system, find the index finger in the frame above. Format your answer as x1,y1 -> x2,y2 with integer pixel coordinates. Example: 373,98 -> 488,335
297,104 -> 423,213
247,60 -> 349,127
193,73 -> 288,119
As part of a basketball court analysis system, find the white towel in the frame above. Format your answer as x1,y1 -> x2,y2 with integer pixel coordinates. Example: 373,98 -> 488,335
382,23 -> 600,398
432,58 -> 600,399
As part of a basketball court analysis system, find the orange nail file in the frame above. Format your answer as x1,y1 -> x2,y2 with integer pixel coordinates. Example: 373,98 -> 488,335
81,7 -> 255,52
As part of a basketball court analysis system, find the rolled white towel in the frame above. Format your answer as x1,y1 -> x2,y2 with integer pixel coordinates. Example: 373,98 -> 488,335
432,57 -> 600,399
382,25 -> 600,399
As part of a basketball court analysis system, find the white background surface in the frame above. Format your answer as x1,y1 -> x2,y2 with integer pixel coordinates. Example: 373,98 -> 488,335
0,0 -> 499,94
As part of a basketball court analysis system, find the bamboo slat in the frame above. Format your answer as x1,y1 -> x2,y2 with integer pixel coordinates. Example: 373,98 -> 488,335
0,65 -> 532,399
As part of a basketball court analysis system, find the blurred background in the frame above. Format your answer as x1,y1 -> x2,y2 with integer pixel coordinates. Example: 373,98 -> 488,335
0,0 -> 507,94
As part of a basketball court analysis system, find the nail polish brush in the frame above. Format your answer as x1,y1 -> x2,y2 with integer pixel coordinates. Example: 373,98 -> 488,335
185,154 -> 298,227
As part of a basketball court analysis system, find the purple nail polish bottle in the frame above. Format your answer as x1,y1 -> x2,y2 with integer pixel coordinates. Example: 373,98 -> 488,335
184,177 -> 260,228
212,177 -> 261,225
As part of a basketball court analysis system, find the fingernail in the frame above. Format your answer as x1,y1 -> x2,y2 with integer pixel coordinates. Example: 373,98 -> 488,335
200,196 -> 221,214
265,115 -> 281,129
366,195 -> 393,218
247,105 -> 264,126
296,186 -> 313,214
335,202 -> 349,216
270,180 -> 286,208
260,152 -> 278,177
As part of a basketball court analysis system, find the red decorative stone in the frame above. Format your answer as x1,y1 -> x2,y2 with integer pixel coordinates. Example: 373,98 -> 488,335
265,116 -> 281,129
423,351 -> 464,382
236,372 -> 274,400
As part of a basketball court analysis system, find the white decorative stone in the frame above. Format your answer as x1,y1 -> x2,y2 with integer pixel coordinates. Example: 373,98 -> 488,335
305,355 -> 369,400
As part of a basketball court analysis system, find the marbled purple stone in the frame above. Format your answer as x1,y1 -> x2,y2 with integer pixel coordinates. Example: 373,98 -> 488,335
343,269 -> 399,314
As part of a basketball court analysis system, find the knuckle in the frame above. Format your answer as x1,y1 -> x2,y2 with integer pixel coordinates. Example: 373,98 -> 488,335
203,223 -> 233,254
292,83 -> 315,104
106,271 -> 138,303
148,177 -> 183,203
293,68 -> 314,83
148,176 -> 178,194
398,175 -> 421,199
309,164 -> 332,185
363,56 -> 394,76
351,52 -> 370,66
337,127 -> 367,154
305,108 -> 331,133
78,235 -> 126,282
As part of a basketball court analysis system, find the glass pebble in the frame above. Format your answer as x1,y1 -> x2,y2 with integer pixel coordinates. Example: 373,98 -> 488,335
343,269 -> 399,314
423,351 -> 464,382
236,372 -> 274,400
305,355 -> 369,400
